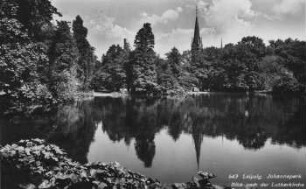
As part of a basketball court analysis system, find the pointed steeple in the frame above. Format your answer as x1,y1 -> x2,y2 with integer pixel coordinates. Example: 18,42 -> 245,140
193,6 -> 200,43
191,5 -> 203,52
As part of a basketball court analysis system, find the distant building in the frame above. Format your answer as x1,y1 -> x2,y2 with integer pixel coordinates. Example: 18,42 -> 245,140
191,6 -> 203,62
123,38 -> 131,52
221,38 -> 223,49
191,6 -> 203,53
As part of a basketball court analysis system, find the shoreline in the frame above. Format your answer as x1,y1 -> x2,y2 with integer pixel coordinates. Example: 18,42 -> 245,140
92,90 -> 306,98
93,90 -> 274,98
93,91 -> 129,98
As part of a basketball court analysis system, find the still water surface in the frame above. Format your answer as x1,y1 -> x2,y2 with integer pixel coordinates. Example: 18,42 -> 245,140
2,93 -> 306,186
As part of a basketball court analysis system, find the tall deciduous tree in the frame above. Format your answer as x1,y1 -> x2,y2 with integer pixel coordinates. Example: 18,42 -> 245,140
156,47 -> 183,92
0,2 -> 53,105
166,47 -> 182,78
1,0 -> 61,40
91,45 -> 127,91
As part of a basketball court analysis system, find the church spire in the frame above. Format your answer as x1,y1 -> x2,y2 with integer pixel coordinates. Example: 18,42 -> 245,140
191,5 -> 203,52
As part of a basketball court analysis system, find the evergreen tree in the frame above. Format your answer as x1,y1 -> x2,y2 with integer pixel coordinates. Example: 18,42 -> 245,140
72,15 -> 95,91
134,23 -> 154,52
128,23 -> 159,95
48,21 -> 79,101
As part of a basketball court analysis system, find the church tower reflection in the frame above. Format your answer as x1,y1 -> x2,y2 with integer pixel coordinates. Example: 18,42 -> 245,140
192,132 -> 204,169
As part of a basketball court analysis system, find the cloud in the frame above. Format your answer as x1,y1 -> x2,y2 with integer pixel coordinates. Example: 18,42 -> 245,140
197,0 -> 211,13
72,11 -> 135,56
204,0 -> 256,33
155,27 -> 216,56
184,0 -> 256,47
272,0 -> 304,15
51,0 -> 305,56
88,16 -> 133,40
141,7 -> 183,25
250,0 -> 305,20
155,28 -> 193,56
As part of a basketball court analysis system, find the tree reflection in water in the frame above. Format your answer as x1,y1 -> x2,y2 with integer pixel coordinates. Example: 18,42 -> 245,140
94,94 -> 306,167
47,100 -> 98,163
1,100 -> 98,164
1,94 -> 305,167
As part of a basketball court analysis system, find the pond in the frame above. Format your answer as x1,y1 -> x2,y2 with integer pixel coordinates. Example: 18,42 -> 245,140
1,93 -> 306,186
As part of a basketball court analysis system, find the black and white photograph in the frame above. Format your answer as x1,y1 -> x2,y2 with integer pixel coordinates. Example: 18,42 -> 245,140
0,0 -> 305,188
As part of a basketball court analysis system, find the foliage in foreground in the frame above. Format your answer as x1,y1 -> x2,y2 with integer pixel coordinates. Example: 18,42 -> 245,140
1,139 -> 221,189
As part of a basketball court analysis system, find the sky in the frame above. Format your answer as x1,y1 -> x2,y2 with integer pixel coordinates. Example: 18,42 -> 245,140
51,0 -> 306,57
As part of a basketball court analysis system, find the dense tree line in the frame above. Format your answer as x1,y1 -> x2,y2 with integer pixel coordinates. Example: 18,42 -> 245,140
93,25 -> 306,96
0,0 -> 98,111
1,0 -> 305,111
200,37 -> 306,94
